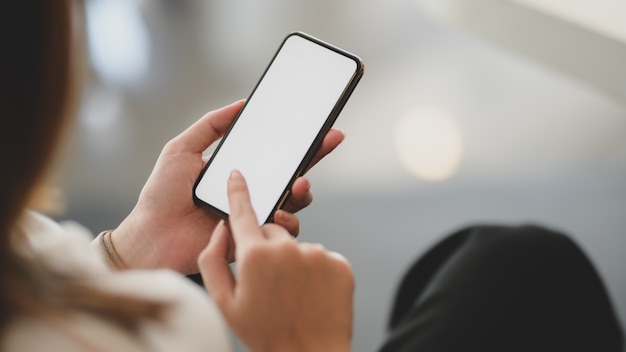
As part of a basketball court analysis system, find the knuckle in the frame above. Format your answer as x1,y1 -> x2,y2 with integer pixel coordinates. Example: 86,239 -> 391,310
328,257 -> 354,290
242,244 -> 270,263
162,137 -> 182,154
326,251 -> 354,279
276,238 -> 299,253
334,256 -> 354,277
262,223 -> 291,240
270,239 -> 300,261
279,213 -> 300,236
284,221 -> 300,238
298,244 -> 354,287
263,223 -> 283,233
249,241 -> 273,255
301,242 -> 325,250
299,243 -> 328,262
331,252 -> 352,269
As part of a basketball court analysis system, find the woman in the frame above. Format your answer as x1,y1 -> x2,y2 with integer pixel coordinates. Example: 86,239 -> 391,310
1,1 -> 353,351
3,2 -> 623,352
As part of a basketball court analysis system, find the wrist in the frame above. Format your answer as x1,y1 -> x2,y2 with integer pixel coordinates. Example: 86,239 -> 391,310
110,213 -> 161,270
93,230 -> 128,270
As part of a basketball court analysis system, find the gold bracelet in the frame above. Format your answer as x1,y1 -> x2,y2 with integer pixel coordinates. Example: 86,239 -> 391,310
96,230 -> 128,270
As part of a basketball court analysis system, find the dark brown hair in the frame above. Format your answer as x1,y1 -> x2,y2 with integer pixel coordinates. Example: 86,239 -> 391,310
0,1 -> 165,334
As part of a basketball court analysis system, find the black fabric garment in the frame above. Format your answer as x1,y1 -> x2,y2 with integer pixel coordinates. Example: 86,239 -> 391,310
379,225 -> 624,352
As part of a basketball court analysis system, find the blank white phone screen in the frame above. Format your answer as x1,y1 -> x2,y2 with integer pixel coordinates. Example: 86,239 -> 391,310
194,34 -> 359,225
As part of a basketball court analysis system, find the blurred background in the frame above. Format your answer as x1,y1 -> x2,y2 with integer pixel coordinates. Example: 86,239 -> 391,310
56,0 -> 626,350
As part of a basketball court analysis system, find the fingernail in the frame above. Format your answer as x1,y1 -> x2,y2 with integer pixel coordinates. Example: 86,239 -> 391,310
229,169 -> 243,182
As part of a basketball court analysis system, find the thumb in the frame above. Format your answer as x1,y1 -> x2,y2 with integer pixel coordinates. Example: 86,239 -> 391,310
199,220 -> 235,310
166,100 -> 244,154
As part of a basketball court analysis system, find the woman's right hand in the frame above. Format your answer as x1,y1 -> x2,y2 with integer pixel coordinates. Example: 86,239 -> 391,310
198,170 -> 354,352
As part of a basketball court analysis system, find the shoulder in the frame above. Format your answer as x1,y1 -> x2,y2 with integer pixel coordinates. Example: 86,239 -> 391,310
2,270 -> 232,352
5,212 -> 232,351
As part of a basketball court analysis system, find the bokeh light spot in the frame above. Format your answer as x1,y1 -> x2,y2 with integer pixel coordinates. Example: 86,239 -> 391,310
394,108 -> 464,181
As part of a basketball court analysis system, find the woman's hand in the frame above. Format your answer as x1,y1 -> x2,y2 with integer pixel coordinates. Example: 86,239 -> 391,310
111,101 -> 345,274
199,170 -> 354,352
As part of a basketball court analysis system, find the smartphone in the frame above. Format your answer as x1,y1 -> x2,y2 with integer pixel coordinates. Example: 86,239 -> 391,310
193,32 -> 364,225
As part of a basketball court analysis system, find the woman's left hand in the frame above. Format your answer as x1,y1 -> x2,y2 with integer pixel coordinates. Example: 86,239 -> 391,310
110,101 -> 344,274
